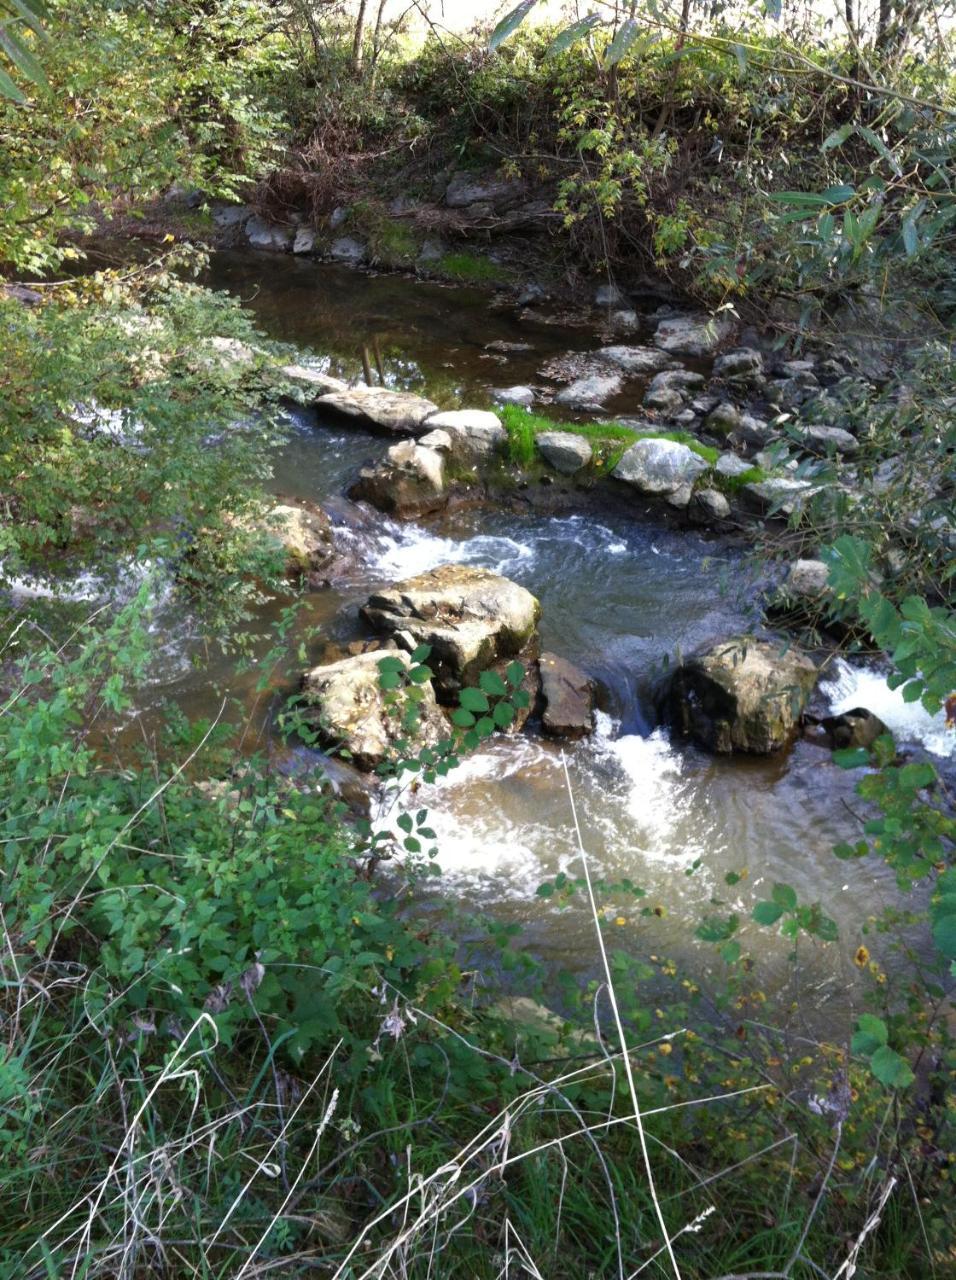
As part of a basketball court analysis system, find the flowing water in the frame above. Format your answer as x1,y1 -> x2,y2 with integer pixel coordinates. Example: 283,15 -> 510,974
22,252 -> 956,1029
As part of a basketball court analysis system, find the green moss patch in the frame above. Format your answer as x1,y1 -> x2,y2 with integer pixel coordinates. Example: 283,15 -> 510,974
495,406 -> 720,473
436,252 -> 511,284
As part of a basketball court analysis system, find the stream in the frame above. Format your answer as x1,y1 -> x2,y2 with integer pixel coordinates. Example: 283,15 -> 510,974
22,252 -> 956,1032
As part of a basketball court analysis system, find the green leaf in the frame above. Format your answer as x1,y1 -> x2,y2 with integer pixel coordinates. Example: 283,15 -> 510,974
459,687 -> 489,713
604,18 -> 640,67
771,883 -> 797,912
822,122 -> 855,152
869,1045 -> 914,1089
492,701 -> 515,729
822,183 -> 856,205
505,660 -> 525,688
851,1013 -> 888,1056
832,747 -> 870,769
489,0 -> 538,50
932,911 -> 956,960
0,22 -> 46,85
479,670 -> 508,696
378,670 -> 402,691
752,901 -> 784,926
411,644 -> 432,662
0,61 -> 24,101
451,708 -> 475,728
397,812 -> 413,834
545,13 -> 600,57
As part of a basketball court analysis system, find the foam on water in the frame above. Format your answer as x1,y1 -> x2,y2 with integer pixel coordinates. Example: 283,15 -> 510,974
586,712 -> 709,869
369,512 -> 646,584
372,524 -> 535,580
372,734 -> 564,894
822,658 -> 956,758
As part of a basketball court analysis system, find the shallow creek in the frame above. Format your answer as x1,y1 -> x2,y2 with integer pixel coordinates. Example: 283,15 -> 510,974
44,254 -> 956,1030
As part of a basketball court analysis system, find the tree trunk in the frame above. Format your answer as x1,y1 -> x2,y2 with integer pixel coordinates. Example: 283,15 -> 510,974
351,0 -> 369,74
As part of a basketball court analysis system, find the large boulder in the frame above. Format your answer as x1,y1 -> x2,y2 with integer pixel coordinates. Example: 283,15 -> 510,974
612,438 -> 710,496
667,637 -> 818,754
361,564 -> 540,698
259,502 -> 337,577
654,312 -> 736,357
315,387 -> 439,434
539,653 -> 595,738
349,439 -> 446,518
713,348 -> 764,380
301,651 -> 447,771
246,216 -> 293,252
537,431 -> 592,474
421,409 -> 507,459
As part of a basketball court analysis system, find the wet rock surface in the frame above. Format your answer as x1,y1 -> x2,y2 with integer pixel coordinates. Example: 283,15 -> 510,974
349,439 -> 447,518
667,637 -> 819,754
301,650 -> 447,771
361,564 -> 540,699
613,438 -> 710,496
315,387 -> 439,434
539,652 -> 595,738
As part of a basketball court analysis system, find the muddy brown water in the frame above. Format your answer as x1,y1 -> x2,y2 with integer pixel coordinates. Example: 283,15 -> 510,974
22,250 -> 955,1035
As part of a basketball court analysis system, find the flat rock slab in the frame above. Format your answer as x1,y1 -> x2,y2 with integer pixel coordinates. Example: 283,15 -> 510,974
361,563 -> 540,698
279,364 -> 348,396
421,409 -> 507,456
654,312 -> 736,357
539,652 -> 595,738
667,637 -> 818,754
613,438 -> 710,495
594,345 -> 674,374
315,387 -> 439,434
799,424 -> 859,454
555,374 -> 622,410
492,385 -> 535,407
536,431 -> 592,474
301,650 -> 446,771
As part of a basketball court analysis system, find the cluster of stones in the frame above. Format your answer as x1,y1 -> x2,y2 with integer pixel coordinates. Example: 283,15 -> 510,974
206,168 -> 544,275
276,289 -> 871,529
298,561 -> 885,775
298,563 -> 597,771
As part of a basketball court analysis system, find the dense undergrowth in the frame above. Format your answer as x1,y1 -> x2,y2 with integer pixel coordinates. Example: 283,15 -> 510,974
1,1 -> 955,1276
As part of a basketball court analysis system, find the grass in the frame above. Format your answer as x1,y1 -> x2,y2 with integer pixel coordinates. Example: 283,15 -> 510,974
435,251 -> 510,284
496,405 -> 722,471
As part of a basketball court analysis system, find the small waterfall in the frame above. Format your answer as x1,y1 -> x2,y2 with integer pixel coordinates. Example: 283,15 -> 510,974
821,658 -> 955,758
